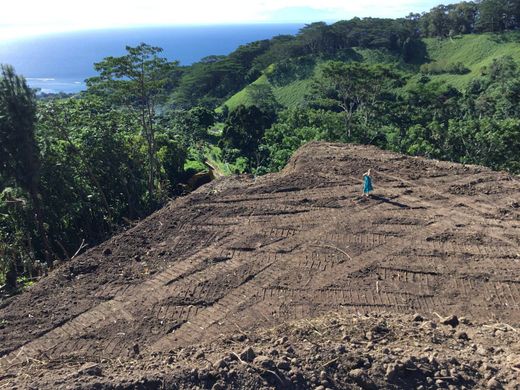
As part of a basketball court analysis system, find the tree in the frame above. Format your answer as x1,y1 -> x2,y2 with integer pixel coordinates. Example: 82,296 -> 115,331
246,84 -> 281,112
311,61 -> 403,138
449,2 -> 478,34
424,5 -> 451,37
477,0 -> 513,32
0,65 -> 52,272
220,105 -> 275,169
86,43 -> 179,200
297,22 -> 334,55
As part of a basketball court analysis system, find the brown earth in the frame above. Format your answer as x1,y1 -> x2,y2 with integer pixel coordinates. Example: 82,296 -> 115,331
0,142 -> 519,389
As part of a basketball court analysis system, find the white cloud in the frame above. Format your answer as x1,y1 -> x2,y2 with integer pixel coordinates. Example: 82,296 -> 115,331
0,0 -> 455,41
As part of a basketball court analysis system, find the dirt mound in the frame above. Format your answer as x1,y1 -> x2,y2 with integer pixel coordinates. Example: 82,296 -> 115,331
1,142 -> 519,388
4,311 -> 520,389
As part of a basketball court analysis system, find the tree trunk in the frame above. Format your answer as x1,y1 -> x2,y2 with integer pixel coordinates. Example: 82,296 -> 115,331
5,261 -> 17,291
28,185 -> 53,267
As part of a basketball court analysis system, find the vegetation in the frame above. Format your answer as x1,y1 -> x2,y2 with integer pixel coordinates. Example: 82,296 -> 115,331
2,0 -> 520,290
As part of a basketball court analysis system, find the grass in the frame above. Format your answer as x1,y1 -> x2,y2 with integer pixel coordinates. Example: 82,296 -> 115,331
274,78 -> 313,107
224,75 -> 270,111
221,66 -> 313,111
423,33 -> 520,88
202,144 -> 248,175
184,159 -> 206,172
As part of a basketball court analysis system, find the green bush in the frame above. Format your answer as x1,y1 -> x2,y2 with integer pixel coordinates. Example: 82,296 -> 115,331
420,61 -> 470,75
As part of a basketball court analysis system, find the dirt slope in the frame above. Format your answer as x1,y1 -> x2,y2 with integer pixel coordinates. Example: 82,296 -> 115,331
0,142 -> 519,388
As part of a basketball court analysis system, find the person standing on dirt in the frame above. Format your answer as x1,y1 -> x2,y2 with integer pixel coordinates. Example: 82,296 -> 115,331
363,169 -> 373,197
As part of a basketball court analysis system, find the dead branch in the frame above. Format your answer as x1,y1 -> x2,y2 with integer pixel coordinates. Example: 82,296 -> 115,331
432,312 -> 444,320
483,323 -> 518,333
233,322 -> 249,338
322,357 -> 339,368
71,239 -> 87,260
311,243 -> 352,261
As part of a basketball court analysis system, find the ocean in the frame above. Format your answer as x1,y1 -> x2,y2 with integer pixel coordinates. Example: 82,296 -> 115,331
0,24 -> 302,94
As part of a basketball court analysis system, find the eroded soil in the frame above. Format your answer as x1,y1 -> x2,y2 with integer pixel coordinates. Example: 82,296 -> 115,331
1,142 -> 519,388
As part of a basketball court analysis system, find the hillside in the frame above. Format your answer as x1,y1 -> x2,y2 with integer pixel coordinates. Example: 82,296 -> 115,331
222,32 -> 520,110
0,142 -> 519,388
222,48 -> 404,111
423,32 -> 520,88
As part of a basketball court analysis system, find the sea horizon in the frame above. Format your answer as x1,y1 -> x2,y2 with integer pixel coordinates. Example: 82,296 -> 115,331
0,24 -> 303,94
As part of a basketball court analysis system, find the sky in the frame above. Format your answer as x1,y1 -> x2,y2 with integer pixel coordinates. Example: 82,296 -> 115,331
0,0 -> 456,41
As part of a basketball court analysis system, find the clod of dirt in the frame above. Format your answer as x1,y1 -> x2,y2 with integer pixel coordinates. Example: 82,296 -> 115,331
456,330 -> 470,341
77,363 -> 102,377
253,355 -> 275,370
412,313 -> 424,322
240,346 -> 257,362
441,315 -> 460,328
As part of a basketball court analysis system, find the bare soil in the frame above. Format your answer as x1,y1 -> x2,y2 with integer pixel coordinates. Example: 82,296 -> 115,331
1,142 -> 519,389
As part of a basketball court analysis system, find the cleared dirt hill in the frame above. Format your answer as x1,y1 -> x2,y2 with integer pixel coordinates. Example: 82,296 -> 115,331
0,142 -> 519,388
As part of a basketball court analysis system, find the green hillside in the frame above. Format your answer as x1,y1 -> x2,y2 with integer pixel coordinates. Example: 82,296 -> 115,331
223,33 -> 520,110
223,74 -> 313,111
222,48 -> 403,111
424,33 -> 520,88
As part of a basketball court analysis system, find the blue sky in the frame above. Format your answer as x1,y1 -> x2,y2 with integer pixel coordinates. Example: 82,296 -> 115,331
0,0 -> 458,41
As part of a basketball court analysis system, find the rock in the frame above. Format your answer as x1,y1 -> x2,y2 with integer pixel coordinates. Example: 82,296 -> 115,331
425,321 -> 437,329
413,313 -> 424,322
277,360 -> 291,371
227,352 -> 239,361
441,315 -> 459,328
253,355 -> 275,370
349,369 -> 365,379
487,377 -> 503,389
103,248 -> 112,256
211,382 -> 225,390
194,350 -> 205,359
505,381 -> 520,390
233,334 -> 247,342
77,363 -> 102,377
239,346 -> 256,362
349,368 -> 376,390
213,359 -> 227,369
261,369 -> 287,387
275,336 -> 288,346
132,343 -> 140,356
456,331 -> 470,341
